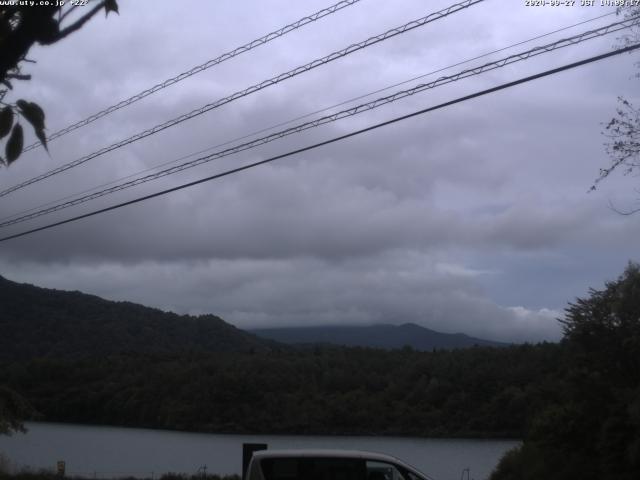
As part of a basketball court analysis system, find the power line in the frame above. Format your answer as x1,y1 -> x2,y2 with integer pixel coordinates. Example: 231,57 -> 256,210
0,10 -> 616,225
2,43 -> 637,244
0,0 -> 485,199
1,15 -> 635,229
21,0 -> 364,153
284,10 -> 617,126
0,11 -> 617,226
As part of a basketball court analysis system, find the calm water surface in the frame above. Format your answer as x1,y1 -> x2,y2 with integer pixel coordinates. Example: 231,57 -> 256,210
0,423 -> 519,480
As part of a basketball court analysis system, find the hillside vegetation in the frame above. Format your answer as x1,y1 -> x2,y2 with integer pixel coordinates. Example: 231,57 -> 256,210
0,276 -> 272,359
1,344 -> 560,438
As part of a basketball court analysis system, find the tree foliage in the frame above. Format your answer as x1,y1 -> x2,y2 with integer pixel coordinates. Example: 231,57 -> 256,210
0,0 -> 119,428
0,0 -> 118,167
597,98 -> 640,200
491,263 -> 640,480
0,386 -> 34,436
0,344 -> 561,439
594,6 -> 640,205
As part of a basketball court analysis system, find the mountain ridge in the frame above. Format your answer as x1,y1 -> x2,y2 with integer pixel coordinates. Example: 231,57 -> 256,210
0,275 -> 273,359
250,322 -> 508,350
1,275 -> 505,360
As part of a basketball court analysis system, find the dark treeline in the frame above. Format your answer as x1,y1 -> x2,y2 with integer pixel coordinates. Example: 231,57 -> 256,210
491,263 -> 640,480
1,343 -> 561,438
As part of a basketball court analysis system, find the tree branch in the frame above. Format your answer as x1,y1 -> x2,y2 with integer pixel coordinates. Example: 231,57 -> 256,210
58,4 -> 78,25
47,0 -> 105,44
5,73 -> 31,81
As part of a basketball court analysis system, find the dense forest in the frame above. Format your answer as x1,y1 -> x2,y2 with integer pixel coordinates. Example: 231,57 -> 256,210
0,343 -> 559,438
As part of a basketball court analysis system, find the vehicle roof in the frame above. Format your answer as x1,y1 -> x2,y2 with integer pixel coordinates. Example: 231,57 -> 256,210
250,449 -> 422,472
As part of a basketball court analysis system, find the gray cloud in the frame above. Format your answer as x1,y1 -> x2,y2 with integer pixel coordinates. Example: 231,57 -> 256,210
0,0 -> 637,342
0,252 -> 563,343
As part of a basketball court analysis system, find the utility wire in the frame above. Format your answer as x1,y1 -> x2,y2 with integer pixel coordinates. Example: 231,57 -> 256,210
0,0 -> 484,199
0,11 -> 616,222
0,10 -> 615,225
1,43 -> 638,244
21,0 -> 364,153
1,16 -> 636,229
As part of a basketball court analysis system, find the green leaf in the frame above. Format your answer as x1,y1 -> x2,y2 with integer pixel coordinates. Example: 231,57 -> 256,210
105,0 -> 119,16
17,99 -> 45,131
6,123 -> 23,165
0,106 -> 13,139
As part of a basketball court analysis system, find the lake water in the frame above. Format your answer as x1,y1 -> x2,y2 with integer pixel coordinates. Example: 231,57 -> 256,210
0,423 -> 519,480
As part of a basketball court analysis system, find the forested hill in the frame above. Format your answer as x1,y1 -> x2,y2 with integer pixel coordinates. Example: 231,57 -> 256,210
3,344 -> 561,438
0,275 -> 273,359
251,323 -> 507,350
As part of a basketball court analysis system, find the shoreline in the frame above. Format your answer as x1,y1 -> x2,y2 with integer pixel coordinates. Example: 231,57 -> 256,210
19,421 -> 522,442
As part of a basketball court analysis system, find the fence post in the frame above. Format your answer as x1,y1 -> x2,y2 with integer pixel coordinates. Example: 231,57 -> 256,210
56,461 -> 65,478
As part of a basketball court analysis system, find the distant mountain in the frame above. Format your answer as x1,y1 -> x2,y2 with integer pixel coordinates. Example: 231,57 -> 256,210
250,323 -> 508,350
0,275 -> 273,360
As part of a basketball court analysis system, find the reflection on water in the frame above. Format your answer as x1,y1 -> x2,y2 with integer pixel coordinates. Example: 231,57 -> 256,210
0,423 -> 519,480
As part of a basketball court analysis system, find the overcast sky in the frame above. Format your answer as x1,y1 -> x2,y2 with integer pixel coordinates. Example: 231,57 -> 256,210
1,0 -> 639,342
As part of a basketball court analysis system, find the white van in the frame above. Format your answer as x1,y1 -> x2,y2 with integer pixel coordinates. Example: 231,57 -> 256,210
246,449 -> 431,480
